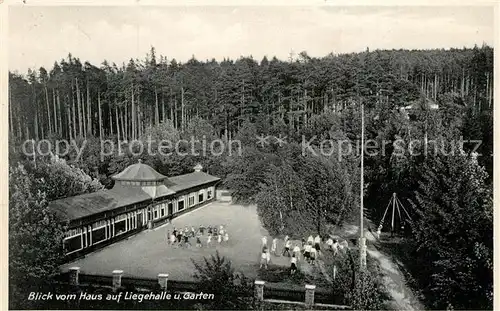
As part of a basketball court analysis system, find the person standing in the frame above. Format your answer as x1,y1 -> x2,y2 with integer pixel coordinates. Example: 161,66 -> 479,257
332,239 -> 339,256
326,236 -> 334,250
260,246 -> 268,269
224,232 -> 229,244
271,238 -> 278,255
307,235 -> 314,245
304,243 -> 312,263
314,235 -> 321,256
310,247 -> 317,266
207,234 -> 212,247
261,236 -> 268,248
196,233 -> 202,248
184,233 -> 191,248
290,255 -> 298,275
293,244 -> 301,261
282,239 -> 292,257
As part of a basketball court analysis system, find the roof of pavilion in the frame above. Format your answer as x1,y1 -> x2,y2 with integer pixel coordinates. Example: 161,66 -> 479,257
49,162 -> 220,222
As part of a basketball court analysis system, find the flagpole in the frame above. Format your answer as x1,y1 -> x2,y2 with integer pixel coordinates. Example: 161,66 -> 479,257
359,100 -> 367,269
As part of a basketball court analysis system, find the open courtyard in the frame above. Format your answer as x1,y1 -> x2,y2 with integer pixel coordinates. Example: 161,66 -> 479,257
61,202 -> 292,281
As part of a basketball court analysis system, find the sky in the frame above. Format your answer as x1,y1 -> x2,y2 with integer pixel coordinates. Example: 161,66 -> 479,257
8,5 -> 495,73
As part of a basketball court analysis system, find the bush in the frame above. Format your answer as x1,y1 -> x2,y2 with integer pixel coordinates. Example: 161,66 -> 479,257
191,251 -> 252,309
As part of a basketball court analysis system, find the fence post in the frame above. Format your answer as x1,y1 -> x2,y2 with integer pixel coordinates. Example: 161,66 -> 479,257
69,267 -> 80,286
112,270 -> 123,292
254,280 -> 265,301
305,284 -> 316,308
158,273 -> 169,290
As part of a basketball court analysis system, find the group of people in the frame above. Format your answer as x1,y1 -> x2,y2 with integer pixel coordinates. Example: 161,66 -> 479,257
259,234 -> 341,275
167,225 -> 229,248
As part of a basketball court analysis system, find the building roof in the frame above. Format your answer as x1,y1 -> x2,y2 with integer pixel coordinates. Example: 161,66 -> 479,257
49,184 -> 152,221
112,159 -> 167,181
141,184 -> 176,198
49,164 -> 221,222
166,171 -> 221,193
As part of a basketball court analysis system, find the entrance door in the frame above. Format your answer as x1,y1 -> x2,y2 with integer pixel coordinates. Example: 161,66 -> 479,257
168,203 -> 173,215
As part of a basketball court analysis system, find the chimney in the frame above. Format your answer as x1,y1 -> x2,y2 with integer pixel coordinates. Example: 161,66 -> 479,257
194,164 -> 203,172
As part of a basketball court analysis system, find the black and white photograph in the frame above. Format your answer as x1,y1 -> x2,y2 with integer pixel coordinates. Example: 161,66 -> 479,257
5,2 -> 496,310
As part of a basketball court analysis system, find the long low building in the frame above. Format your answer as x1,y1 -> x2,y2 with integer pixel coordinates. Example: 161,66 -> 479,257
49,161 -> 220,260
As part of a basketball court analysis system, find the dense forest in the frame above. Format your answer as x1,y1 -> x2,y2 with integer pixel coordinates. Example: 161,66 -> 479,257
9,45 -> 493,143
9,44 -> 493,310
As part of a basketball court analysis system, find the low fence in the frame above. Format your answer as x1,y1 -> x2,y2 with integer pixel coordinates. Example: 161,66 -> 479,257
59,267 -> 350,309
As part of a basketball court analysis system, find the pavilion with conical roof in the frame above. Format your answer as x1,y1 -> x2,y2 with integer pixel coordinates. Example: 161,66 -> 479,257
49,160 -> 220,259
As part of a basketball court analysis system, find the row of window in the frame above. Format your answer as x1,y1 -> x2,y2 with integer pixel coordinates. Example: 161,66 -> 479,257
64,211 -> 143,255
64,186 -> 216,255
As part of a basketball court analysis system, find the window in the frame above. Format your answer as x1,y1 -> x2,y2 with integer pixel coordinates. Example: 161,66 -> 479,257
92,220 -> 107,229
160,203 -> 165,217
65,228 -> 82,238
64,236 -> 83,254
114,214 -> 127,235
207,187 -> 213,199
178,200 -> 185,211
116,214 -> 127,221
198,190 -> 204,203
154,206 -> 159,219
92,227 -> 106,244
188,195 -> 195,207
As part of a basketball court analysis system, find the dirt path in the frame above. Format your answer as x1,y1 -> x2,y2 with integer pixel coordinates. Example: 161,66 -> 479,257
340,224 -> 424,310
364,229 -> 424,310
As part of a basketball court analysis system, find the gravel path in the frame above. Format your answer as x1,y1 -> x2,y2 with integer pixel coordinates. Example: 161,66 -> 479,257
342,223 -> 425,311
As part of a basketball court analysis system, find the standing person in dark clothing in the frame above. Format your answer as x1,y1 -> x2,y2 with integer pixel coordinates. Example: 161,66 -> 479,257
184,234 -> 191,248
282,239 -> 292,257
196,232 -> 202,248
